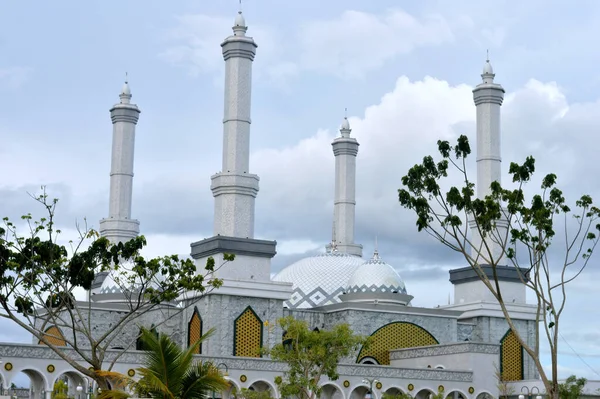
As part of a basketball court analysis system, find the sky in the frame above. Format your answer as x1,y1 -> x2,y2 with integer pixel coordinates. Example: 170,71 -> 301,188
1,0 -> 600,387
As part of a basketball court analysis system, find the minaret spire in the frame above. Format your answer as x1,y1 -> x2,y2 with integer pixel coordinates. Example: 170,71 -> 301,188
99,78 -> 141,244
470,56 -> 507,263
329,112 -> 362,256
190,8 -> 279,283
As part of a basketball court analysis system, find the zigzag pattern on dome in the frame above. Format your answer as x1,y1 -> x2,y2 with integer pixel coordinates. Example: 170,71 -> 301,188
286,285 -> 347,309
346,283 -> 407,294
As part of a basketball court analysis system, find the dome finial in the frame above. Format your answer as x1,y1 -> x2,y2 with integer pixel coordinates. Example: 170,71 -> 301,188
120,72 -> 132,104
373,236 -> 380,260
482,50 -> 495,83
340,108 -> 351,137
233,1 -> 247,35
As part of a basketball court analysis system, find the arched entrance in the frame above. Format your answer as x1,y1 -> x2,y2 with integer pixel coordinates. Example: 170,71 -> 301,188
349,385 -> 374,399
321,383 -> 344,399
384,387 -> 405,397
248,380 -> 274,393
52,371 -> 87,399
15,368 -> 47,399
415,388 -> 435,399
445,390 -> 468,399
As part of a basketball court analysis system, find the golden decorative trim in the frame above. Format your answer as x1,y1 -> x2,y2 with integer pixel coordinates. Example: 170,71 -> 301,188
407,384 -> 414,392
4,362 -> 12,371
240,375 -> 247,383
343,380 -> 350,388
376,382 -> 383,390
128,369 -> 136,377
47,364 -> 55,373
438,385 -> 444,392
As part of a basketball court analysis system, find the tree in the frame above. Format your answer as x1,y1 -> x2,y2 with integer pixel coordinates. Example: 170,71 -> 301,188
268,317 -> 367,399
493,363 -> 515,399
558,375 -> 587,399
100,327 -> 229,399
51,380 -> 69,399
398,136 -> 600,399
0,189 -> 234,390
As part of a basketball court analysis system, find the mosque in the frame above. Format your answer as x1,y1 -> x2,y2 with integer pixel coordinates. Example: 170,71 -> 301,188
0,8 -> 566,399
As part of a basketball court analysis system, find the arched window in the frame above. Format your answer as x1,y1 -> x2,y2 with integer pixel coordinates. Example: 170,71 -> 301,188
188,307 -> 203,354
357,322 -> 438,365
39,325 -> 67,347
233,306 -> 262,357
500,329 -> 524,381
136,326 -> 158,351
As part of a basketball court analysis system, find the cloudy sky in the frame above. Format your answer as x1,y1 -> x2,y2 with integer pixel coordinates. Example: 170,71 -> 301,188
1,0 -> 600,385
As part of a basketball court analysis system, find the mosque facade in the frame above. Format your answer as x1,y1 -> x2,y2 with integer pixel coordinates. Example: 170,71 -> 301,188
0,10 -> 552,399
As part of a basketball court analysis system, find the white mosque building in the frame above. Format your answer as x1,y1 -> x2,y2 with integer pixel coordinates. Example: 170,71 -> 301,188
2,9 -> 588,399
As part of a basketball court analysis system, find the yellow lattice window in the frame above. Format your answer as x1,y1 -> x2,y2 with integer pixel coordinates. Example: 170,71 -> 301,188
500,329 -> 523,381
234,306 -> 262,357
39,326 -> 66,347
357,322 -> 438,365
188,307 -> 202,354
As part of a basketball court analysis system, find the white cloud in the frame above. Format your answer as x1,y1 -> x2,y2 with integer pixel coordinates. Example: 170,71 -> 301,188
0,67 -> 32,89
297,9 -> 455,78
160,8 -> 457,84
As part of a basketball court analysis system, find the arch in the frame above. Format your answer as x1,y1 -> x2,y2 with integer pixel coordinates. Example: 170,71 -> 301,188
500,329 -> 524,381
248,379 -> 275,393
435,365 -> 445,369
349,384 -> 375,399
384,387 -> 406,397
357,321 -> 438,365
222,379 -> 241,399
39,325 -> 67,347
52,370 -> 86,399
476,392 -> 496,399
321,382 -> 345,399
233,306 -> 263,358
188,307 -> 203,354
16,367 -> 48,399
415,388 -> 435,399
358,356 -> 379,365
136,325 -> 158,350
445,389 -> 469,399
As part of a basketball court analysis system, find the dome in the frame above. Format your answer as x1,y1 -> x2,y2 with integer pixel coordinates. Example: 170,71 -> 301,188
345,251 -> 407,295
483,60 -> 494,75
234,11 -> 245,27
99,273 -> 123,295
341,116 -> 350,130
96,270 -> 166,302
272,252 -> 364,309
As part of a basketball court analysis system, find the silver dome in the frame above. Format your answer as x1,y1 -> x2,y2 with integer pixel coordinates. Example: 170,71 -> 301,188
346,251 -> 407,294
272,252 -> 364,309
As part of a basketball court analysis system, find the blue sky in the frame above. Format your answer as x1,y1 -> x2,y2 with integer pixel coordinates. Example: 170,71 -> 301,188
1,0 -> 600,387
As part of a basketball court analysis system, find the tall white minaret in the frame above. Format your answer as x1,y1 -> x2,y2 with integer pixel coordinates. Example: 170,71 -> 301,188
99,79 -> 141,244
449,58 -> 527,307
191,11 -> 278,283
210,10 -> 259,238
329,115 -> 362,257
469,57 -> 507,264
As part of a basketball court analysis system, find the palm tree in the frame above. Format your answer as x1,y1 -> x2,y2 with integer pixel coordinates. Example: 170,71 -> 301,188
100,327 -> 229,399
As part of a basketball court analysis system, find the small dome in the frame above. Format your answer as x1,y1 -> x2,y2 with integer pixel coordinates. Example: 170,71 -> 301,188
235,11 -> 246,27
121,81 -> 131,96
345,251 -> 407,295
341,116 -> 350,130
99,273 -> 123,295
273,252 -> 364,309
483,60 -> 494,75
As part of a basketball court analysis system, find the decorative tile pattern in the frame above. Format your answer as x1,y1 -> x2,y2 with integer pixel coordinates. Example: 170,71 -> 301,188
188,308 -> 202,354
234,307 -> 262,358
346,252 -> 407,295
39,326 -> 66,347
358,322 -> 438,365
500,330 -> 523,381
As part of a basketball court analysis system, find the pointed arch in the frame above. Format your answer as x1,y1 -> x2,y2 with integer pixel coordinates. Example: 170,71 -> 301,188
39,325 -> 67,347
233,306 -> 263,357
357,321 -> 438,365
500,329 -> 524,381
136,325 -> 158,351
188,307 -> 203,354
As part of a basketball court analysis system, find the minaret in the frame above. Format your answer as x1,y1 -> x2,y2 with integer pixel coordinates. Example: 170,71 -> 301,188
190,11 -> 278,283
99,79 -> 141,244
330,114 -> 362,257
449,58 -> 528,306
469,57 -> 507,264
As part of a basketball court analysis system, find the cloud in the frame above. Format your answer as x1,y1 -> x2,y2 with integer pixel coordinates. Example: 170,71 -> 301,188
0,67 -> 32,89
160,8 -> 457,84
296,9 -> 455,78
